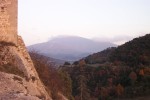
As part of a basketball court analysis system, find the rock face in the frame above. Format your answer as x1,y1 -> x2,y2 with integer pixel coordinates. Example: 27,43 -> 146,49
0,72 -> 44,100
0,36 -> 52,100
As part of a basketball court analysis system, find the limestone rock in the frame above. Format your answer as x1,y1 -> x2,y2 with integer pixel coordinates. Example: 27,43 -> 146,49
0,72 -> 42,100
0,36 -> 52,100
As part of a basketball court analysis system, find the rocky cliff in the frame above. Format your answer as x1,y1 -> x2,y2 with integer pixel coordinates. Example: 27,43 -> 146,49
0,35 -> 52,100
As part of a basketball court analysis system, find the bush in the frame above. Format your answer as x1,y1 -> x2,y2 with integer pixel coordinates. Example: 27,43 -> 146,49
30,52 -> 74,100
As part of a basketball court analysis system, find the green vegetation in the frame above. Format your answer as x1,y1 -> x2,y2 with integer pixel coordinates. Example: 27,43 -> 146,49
110,34 -> 150,67
85,47 -> 116,64
58,70 -> 74,100
62,61 -> 150,100
60,34 -> 150,100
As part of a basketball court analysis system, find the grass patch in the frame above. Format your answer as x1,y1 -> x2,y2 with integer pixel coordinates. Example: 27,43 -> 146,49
0,64 -> 24,77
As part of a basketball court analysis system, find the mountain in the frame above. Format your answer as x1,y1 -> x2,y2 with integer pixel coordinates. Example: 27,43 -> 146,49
28,36 -> 116,61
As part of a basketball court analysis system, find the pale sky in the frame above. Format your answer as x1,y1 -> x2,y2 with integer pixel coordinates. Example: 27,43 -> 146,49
18,0 -> 150,46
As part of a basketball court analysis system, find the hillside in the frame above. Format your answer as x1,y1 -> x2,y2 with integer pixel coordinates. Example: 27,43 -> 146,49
110,34 -> 150,66
29,52 -> 65,67
28,36 -> 116,61
61,34 -> 150,100
85,34 -> 150,67
84,47 -> 116,64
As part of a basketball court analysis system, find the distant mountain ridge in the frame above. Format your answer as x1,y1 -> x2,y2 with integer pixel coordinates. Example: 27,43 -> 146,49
28,36 -> 116,61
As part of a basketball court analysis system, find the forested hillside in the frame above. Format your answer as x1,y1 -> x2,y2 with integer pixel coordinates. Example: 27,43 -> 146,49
61,34 -> 150,100
84,47 -> 116,64
85,34 -> 150,67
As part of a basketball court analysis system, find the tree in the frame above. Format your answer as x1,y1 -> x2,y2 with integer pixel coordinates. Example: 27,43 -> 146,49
100,87 -> 109,99
139,69 -> 144,76
144,67 -> 150,75
77,74 -> 90,100
30,52 -> 67,99
59,70 -> 74,100
73,61 -> 79,65
116,84 -> 124,97
79,60 -> 86,67
129,71 -> 137,82
64,62 -> 71,65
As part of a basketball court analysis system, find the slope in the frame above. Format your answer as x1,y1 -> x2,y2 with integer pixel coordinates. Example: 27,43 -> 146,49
110,34 -> 150,67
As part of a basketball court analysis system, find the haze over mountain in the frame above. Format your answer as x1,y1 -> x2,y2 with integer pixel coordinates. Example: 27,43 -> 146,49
28,36 -> 116,61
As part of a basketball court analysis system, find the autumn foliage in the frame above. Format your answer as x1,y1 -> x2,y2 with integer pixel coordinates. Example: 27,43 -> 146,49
29,52 -> 73,100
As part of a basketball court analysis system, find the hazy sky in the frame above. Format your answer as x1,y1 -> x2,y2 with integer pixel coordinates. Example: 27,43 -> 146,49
18,0 -> 150,45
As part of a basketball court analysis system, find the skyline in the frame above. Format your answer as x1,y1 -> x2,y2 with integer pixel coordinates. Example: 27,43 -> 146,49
18,0 -> 150,45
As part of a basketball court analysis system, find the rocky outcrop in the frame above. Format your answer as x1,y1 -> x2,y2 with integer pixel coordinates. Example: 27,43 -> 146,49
0,72 -> 44,100
0,35 -> 52,100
